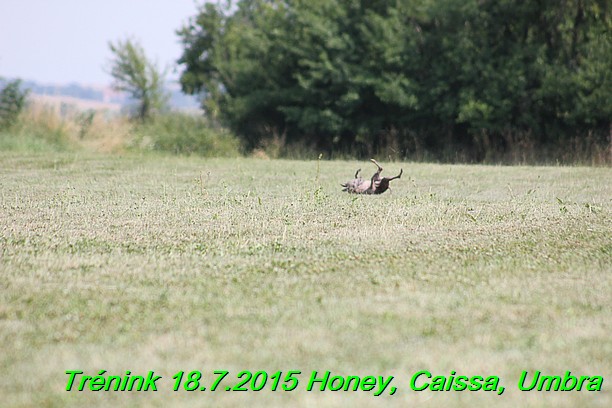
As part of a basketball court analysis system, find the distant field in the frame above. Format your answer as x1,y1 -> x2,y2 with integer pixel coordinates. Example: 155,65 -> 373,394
0,153 -> 610,407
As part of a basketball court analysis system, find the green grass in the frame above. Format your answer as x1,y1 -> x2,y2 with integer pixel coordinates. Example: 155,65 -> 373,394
0,153 -> 610,407
135,113 -> 240,157
0,108 -> 242,157
0,129 -> 72,153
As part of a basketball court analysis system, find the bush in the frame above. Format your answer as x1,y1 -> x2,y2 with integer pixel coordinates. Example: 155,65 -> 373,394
0,79 -> 29,130
136,113 -> 240,157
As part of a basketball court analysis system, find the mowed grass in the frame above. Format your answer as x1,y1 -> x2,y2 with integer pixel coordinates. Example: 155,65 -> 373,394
0,153 -> 610,407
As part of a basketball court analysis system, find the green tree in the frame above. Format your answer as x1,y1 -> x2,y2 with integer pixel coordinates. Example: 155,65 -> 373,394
0,78 -> 29,130
108,38 -> 169,121
177,0 -> 611,161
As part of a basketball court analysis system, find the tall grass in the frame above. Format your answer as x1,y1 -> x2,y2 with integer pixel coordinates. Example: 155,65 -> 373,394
248,130 -> 611,165
1,100 -> 609,165
0,101 -> 240,157
0,104 -> 74,152
133,113 -> 240,157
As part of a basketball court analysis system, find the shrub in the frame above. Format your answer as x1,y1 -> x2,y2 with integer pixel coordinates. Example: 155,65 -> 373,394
0,79 -> 30,130
136,112 -> 240,157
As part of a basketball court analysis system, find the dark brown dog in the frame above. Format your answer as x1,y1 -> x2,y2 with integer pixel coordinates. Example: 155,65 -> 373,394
341,159 -> 402,194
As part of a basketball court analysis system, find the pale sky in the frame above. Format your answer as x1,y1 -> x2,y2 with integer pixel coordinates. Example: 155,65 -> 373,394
0,0 -> 205,86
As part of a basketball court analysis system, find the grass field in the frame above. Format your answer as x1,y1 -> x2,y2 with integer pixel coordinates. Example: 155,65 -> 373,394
0,152 -> 610,407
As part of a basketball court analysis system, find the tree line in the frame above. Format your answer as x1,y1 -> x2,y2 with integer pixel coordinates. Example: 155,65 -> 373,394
175,0 -> 610,161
